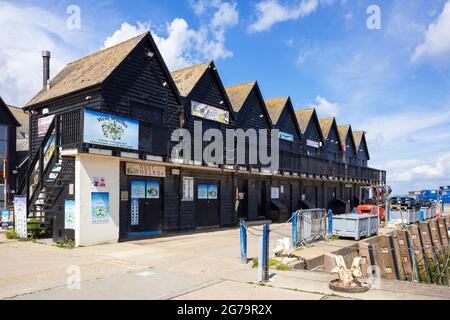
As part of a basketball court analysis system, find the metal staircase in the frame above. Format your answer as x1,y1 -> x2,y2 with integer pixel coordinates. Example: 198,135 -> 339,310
20,116 -> 74,224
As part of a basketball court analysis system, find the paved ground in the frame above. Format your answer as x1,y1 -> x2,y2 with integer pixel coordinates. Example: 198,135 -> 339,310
1,224 -> 450,300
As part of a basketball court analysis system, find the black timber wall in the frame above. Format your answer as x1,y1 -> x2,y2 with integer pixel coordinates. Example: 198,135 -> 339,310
324,123 -> 342,161
303,117 -> 323,157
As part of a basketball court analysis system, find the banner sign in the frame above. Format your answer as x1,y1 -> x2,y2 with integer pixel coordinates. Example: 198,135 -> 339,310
38,115 -> 55,137
14,196 -> 27,238
126,163 -> 166,178
182,177 -> 194,201
306,139 -> 319,149
191,101 -> 230,124
91,192 -> 110,224
279,131 -> 294,142
64,200 -> 75,230
84,110 -> 139,150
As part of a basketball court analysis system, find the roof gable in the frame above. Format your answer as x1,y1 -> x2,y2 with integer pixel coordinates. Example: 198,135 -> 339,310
266,97 -> 302,138
8,106 -> 29,138
320,117 -> 342,151
295,108 -> 324,142
0,97 -> 20,126
338,125 -> 357,155
353,131 -> 370,159
26,33 -> 149,108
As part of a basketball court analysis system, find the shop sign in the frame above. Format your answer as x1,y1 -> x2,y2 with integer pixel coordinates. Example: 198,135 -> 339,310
182,177 -> 194,201
126,163 -> 166,178
38,115 -> 55,137
13,196 -> 27,238
271,187 -> 280,200
191,101 -> 230,124
84,110 -> 139,150
91,192 -> 110,224
64,200 -> 75,230
306,139 -> 319,149
279,131 -> 294,142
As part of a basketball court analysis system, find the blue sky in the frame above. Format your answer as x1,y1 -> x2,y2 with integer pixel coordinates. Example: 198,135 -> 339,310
1,0 -> 449,194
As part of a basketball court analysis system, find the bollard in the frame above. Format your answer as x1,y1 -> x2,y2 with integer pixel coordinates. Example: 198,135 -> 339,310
387,207 -> 391,222
258,224 -> 270,283
328,209 -> 333,239
291,212 -> 297,248
240,219 -> 247,264
420,208 -> 424,222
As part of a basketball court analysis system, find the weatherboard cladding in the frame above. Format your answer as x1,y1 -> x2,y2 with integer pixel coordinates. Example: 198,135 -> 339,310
353,131 -> 370,164
296,109 -> 323,156
338,125 -> 357,163
320,118 -> 342,161
170,61 -> 234,164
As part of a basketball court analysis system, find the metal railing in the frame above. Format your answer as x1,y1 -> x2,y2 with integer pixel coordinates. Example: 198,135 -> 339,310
292,209 -> 328,246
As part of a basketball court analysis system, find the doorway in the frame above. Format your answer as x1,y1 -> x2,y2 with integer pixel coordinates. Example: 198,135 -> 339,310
130,179 -> 163,232
195,182 -> 220,227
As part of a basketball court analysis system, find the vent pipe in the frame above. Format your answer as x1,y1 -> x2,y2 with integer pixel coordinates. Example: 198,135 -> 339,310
42,51 -> 51,90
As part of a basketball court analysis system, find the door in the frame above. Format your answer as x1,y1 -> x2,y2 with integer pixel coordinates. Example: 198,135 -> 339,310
258,180 -> 268,219
238,179 -> 248,220
130,179 -> 162,232
196,182 -> 220,227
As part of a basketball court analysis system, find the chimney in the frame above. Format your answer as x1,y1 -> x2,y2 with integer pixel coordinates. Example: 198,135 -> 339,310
42,51 -> 51,90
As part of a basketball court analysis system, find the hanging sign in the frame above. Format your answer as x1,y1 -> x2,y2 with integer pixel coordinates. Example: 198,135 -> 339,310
306,139 -> 319,149
64,200 -> 75,230
126,163 -> 166,178
279,132 -> 294,142
191,101 -> 230,124
91,192 -> 110,224
182,177 -> 194,201
38,115 -> 55,137
84,110 -> 139,150
13,196 -> 27,238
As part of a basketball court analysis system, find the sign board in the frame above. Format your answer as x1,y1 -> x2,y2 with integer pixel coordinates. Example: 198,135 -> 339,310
126,163 -> 166,178
182,177 -> 194,201
91,192 -> 110,224
306,139 -> 319,149
279,131 -> 294,142
191,101 -> 230,124
38,115 -> 55,137
84,110 -> 139,150
64,200 -> 75,230
13,196 -> 27,238
1,209 -> 9,228
271,187 -> 280,200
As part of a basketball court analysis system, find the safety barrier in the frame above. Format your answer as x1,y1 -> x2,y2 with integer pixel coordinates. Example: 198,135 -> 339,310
291,209 -> 328,247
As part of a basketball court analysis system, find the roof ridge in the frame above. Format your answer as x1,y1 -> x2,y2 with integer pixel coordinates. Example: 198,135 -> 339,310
225,81 -> 256,89
171,61 -> 212,74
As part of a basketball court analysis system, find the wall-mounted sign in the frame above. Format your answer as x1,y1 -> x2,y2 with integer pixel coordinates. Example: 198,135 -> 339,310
271,187 -> 280,200
306,139 -> 319,149
279,131 -> 294,142
191,101 -> 230,124
280,185 -> 285,194
64,200 -> 75,230
146,181 -> 160,199
43,135 -> 56,170
38,115 -> 55,137
13,196 -> 27,238
120,191 -> 129,201
208,184 -> 218,200
131,199 -> 139,226
126,163 -> 166,178
92,177 -> 106,188
69,184 -> 75,195
131,181 -> 146,199
238,192 -> 245,200
91,192 -> 110,224
182,177 -> 194,201
84,110 -> 139,150
198,184 -> 209,200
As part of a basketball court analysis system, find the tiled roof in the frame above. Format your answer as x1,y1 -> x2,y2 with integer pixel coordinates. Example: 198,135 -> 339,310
224,81 -> 256,113
7,106 -> 29,139
265,97 -> 289,125
319,117 -> 335,139
294,108 -> 315,134
171,62 -> 211,97
353,131 -> 364,149
26,32 -> 148,107
337,125 -> 351,143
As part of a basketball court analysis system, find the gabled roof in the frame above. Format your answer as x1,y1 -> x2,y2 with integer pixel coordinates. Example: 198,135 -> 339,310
265,96 -> 302,139
319,117 -> 342,151
337,124 -> 357,154
353,131 -> 370,159
26,33 -> 149,107
225,81 -> 256,113
225,81 -> 272,127
171,61 -> 211,97
8,106 -> 29,139
0,97 -> 20,126
294,108 -> 315,134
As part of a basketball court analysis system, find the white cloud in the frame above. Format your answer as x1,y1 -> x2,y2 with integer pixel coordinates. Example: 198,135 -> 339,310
411,1 -> 450,63
309,95 -> 339,117
0,2 -> 92,106
248,0 -> 319,33
103,1 -> 239,70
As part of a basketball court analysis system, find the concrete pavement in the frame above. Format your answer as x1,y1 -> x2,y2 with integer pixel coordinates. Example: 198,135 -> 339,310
1,225 -> 450,300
